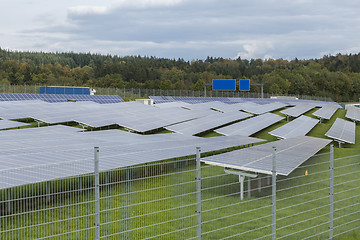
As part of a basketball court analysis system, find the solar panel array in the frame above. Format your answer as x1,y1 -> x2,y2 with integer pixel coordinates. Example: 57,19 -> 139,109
345,105 -> 360,122
313,104 -> 340,120
150,96 -> 341,108
215,113 -> 285,136
325,118 -> 355,144
269,115 -> 319,139
165,111 -> 252,135
0,125 -> 264,189
0,93 -> 124,104
280,103 -> 316,118
0,101 -> 208,132
201,136 -> 332,176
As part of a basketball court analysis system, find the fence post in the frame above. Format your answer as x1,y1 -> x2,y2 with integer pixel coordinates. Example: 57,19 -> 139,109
94,147 -> 100,240
330,144 -> 334,239
196,147 -> 201,240
7,188 -> 11,214
272,147 -> 277,240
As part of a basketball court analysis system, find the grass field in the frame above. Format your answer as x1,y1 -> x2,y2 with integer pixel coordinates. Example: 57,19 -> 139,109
0,107 -> 359,239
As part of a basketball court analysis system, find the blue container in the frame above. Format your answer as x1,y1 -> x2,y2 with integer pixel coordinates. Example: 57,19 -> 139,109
40,87 -> 90,95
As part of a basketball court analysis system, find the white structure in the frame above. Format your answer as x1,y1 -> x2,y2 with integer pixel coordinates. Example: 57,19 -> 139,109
90,88 -> 96,95
136,99 -> 154,105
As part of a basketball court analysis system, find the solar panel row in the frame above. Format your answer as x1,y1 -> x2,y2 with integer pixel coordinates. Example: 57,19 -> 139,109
201,136 -> 332,176
325,118 -> 355,144
269,115 -> 319,139
313,104 -> 340,120
280,103 -> 316,118
0,125 -> 264,189
215,113 -> 284,136
0,93 -> 124,104
345,105 -> 360,122
165,111 -> 252,135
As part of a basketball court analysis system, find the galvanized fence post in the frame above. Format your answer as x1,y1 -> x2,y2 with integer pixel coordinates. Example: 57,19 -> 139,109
94,147 -> 100,240
330,144 -> 334,239
196,147 -> 201,240
272,147 -> 277,240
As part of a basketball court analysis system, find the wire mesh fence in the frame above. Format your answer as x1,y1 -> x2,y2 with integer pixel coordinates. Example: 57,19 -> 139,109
0,84 -> 334,102
0,146 -> 359,239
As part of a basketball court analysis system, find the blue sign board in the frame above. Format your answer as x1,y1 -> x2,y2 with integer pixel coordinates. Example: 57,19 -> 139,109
239,79 -> 250,91
212,79 -> 236,91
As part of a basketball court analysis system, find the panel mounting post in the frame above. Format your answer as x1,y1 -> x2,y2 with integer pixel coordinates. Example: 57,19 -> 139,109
225,169 -> 257,200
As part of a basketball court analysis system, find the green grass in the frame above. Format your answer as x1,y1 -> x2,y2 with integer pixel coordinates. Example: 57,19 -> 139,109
1,108 -> 359,239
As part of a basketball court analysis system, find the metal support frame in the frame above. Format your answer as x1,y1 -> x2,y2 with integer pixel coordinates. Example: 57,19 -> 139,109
330,144 -> 334,239
335,140 -> 343,148
258,176 -> 261,192
272,147 -> 277,240
35,119 -> 43,127
196,147 -> 201,240
251,83 -> 264,99
204,83 -> 212,97
224,168 -> 257,200
94,147 -> 100,240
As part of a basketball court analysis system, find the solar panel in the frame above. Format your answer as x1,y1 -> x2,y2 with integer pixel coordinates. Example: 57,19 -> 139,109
215,113 -> 284,136
325,118 -> 355,144
345,105 -> 360,122
165,111 -> 252,135
0,119 -> 29,129
280,103 -> 316,118
269,115 -> 319,139
0,126 -> 264,189
201,136 -> 332,176
312,104 -> 340,120
239,102 -> 286,115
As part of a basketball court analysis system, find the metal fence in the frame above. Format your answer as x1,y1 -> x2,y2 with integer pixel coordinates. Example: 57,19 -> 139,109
0,145 -> 359,239
0,84 -> 334,102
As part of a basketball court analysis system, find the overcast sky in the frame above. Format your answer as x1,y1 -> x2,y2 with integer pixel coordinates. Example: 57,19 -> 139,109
1,0 -> 360,60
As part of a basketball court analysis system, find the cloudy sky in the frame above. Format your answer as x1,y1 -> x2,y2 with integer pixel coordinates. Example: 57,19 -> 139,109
1,0 -> 360,60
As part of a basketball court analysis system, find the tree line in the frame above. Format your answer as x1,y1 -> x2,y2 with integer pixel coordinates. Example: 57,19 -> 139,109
1,48 -> 360,101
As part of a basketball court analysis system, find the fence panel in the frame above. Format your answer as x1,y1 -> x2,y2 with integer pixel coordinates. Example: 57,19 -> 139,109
1,84 -> 335,102
1,147 -> 359,239
275,152 -> 331,240
333,154 -> 360,238
99,157 -> 198,239
196,164 -> 273,239
0,161 -> 95,239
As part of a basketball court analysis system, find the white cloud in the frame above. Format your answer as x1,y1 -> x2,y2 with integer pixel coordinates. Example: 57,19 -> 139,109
236,42 -> 275,60
113,0 -> 185,9
68,6 -> 108,15
2,0 -> 360,60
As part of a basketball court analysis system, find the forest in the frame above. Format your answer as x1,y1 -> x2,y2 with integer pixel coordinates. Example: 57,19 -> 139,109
1,47 -> 360,102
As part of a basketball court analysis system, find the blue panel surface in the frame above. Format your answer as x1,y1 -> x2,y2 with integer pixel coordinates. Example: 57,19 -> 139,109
212,79 -> 236,91
0,93 -> 124,104
239,79 -> 250,91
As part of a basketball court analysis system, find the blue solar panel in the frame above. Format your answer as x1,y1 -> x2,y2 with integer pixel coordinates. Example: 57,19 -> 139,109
0,94 -> 124,104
